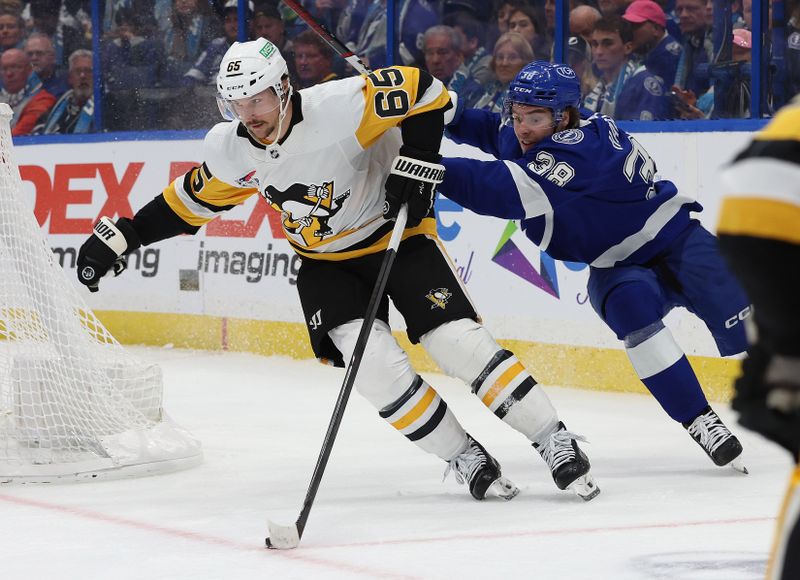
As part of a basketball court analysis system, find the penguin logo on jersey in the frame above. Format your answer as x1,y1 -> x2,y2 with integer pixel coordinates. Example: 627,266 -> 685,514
264,181 -> 351,247
426,288 -> 452,310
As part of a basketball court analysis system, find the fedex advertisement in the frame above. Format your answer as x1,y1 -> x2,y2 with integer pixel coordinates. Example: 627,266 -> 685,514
12,130 -> 753,356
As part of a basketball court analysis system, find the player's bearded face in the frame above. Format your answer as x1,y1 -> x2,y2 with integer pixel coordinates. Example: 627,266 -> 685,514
511,104 -> 559,153
227,88 -> 283,140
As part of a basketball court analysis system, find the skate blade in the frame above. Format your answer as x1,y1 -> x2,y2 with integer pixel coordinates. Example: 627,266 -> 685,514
488,476 -> 520,500
729,456 -> 749,474
265,520 -> 300,550
567,474 -> 600,501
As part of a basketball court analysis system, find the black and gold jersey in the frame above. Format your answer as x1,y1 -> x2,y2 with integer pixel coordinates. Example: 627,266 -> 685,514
161,66 -> 450,260
718,97 -> 800,244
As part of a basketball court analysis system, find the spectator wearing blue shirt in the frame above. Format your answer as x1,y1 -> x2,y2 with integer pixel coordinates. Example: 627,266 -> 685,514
673,0 -> 712,95
37,48 -> 94,134
622,0 -> 682,87
348,0 -> 386,69
336,0 -> 369,48
24,33 -> 69,98
585,16 -> 670,120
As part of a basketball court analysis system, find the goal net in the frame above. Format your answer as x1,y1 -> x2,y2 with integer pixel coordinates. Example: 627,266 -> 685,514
0,103 -> 202,483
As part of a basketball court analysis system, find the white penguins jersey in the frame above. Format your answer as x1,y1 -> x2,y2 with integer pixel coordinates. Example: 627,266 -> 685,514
161,66 -> 451,260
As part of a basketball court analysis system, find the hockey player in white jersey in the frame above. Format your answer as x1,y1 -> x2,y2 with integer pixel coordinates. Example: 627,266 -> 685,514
76,39 -> 599,501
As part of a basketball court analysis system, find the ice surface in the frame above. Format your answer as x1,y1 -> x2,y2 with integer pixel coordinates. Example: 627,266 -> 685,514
0,347 -> 790,579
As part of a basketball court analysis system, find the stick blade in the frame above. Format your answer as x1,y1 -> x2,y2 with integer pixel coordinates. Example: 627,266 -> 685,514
265,520 -> 301,550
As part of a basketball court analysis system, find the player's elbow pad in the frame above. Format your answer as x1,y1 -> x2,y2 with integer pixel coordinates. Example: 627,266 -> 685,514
443,91 -> 461,125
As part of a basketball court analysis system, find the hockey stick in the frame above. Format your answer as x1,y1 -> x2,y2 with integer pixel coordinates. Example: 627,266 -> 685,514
281,0 -> 370,75
265,205 -> 408,550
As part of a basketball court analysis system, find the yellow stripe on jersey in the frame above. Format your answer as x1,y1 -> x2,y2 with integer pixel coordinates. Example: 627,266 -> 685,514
755,101 -> 800,142
482,361 -> 525,407
289,217 -> 438,260
163,166 -> 258,227
766,465 -> 800,580
355,66 -> 451,149
718,197 -> 800,244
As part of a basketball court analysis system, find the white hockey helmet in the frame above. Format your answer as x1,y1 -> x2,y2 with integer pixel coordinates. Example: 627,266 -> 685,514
216,38 -> 290,121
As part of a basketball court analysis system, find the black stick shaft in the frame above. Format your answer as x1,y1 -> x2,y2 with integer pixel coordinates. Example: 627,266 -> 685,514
295,206 -> 408,539
281,0 -> 371,75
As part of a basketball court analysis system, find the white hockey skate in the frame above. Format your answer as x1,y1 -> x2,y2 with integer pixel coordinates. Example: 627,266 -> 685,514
445,434 -> 519,500
534,422 -> 600,501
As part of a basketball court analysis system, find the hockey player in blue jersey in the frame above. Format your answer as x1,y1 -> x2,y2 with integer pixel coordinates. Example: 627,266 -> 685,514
439,60 -> 750,472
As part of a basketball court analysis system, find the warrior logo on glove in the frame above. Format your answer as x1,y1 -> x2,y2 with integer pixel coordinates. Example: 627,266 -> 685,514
76,216 -> 141,292
80,266 -> 96,281
383,145 -> 446,228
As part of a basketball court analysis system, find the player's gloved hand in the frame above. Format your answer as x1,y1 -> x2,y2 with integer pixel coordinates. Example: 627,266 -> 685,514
383,145 -> 445,228
77,216 -> 141,292
733,345 -> 800,458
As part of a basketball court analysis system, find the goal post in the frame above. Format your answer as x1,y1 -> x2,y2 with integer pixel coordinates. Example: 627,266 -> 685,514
0,103 -> 202,483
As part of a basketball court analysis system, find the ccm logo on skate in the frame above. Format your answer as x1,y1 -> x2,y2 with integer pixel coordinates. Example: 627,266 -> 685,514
93,221 -> 117,241
724,306 -> 752,329
80,266 -> 95,281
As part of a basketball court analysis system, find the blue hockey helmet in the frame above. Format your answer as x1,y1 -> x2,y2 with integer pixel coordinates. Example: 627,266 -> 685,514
503,61 -> 581,125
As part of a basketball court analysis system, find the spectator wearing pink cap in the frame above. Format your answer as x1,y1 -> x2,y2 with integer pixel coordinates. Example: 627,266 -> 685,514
623,0 -> 682,86
676,28 -> 752,120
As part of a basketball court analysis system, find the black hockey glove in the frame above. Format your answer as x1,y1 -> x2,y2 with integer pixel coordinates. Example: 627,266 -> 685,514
383,145 -> 445,228
77,216 -> 141,292
733,345 -> 800,458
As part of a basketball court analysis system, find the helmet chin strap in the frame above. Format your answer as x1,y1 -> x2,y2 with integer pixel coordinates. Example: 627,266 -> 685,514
269,84 -> 293,144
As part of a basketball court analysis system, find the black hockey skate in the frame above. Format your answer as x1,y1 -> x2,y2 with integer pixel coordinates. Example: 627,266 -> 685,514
445,434 -> 519,500
683,406 -> 748,473
534,422 -> 600,501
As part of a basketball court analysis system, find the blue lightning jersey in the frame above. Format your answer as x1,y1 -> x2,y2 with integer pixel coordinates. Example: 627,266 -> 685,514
441,109 -> 701,267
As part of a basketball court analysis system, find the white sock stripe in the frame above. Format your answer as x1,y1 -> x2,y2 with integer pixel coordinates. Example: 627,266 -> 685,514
484,372 -> 530,413
380,382 -> 431,423
626,326 -> 684,379
392,392 -> 444,436
474,356 -> 521,400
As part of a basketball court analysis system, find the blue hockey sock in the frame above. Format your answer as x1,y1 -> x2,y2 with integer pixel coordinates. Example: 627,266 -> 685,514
625,323 -> 708,423
639,356 -> 709,423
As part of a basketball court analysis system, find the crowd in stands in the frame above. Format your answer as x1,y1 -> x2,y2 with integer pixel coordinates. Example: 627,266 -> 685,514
0,0 -> 798,134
